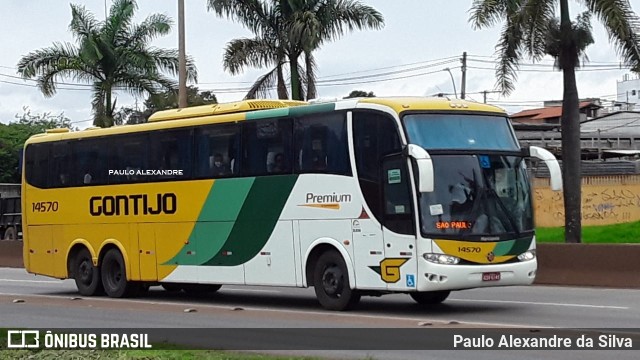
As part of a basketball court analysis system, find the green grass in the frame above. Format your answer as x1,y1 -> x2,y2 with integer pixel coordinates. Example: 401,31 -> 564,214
536,221 -> 640,243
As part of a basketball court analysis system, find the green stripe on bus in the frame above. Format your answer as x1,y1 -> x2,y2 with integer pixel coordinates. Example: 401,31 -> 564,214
164,178 -> 254,265
204,175 -> 298,266
506,236 -> 533,255
493,237 -> 533,256
288,103 -> 335,117
245,108 -> 290,120
492,240 -> 514,256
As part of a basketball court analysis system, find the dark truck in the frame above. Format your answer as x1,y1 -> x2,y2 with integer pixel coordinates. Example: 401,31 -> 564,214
0,196 -> 21,240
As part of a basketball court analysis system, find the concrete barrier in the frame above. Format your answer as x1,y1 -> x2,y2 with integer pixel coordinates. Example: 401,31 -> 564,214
0,240 -> 23,268
0,241 -> 638,288
535,243 -> 640,288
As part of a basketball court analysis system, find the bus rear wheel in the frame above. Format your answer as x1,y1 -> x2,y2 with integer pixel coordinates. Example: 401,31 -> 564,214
409,290 -> 450,305
101,249 -> 139,298
313,250 -> 360,311
73,248 -> 103,296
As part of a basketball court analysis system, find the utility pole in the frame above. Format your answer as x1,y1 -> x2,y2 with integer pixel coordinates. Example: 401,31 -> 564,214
460,52 -> 467,100
178,0 -> 188,108
479,90 -> 500,103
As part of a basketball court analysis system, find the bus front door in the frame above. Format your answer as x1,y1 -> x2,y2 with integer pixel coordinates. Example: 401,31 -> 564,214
381,154 -> 418,291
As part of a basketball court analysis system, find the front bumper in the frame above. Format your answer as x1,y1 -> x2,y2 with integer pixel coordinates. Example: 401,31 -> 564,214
415,258 -> 537,291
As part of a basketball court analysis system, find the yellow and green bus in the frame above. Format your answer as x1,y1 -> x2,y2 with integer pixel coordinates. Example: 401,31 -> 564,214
22,97 -> 562,310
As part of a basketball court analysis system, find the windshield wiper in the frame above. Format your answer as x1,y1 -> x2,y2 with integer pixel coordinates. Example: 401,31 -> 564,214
479,164 -> 521,238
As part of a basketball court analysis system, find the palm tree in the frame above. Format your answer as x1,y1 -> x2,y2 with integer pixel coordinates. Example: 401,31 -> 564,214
208,0 -> 384,101
469,0 -> 640,243
17,0 -> 197,127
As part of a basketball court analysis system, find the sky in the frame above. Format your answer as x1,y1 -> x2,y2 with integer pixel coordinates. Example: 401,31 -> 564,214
0,0 -> 637,128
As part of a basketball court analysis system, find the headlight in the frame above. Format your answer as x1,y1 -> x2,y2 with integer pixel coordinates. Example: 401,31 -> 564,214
517,250 -> 536,261
423,253 -> 460,265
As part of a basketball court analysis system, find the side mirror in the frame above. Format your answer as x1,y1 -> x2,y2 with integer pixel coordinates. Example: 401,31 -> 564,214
406,144 -> 434,192
526,146 -> 563,191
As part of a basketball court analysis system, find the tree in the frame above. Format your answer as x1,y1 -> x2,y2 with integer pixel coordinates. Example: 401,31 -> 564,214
17,0 -> 197,128
0,108 -> 72,182
469,0 -> 640,243
114,86 -> 218,125
344,90 -> 375,98
208,0 -> 384,101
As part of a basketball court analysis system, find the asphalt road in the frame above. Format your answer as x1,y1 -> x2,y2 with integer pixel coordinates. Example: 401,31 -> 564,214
1,267 -> 638,360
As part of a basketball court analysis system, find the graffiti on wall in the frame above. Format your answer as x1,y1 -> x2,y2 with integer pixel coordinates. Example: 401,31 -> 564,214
533,185 -> 640,227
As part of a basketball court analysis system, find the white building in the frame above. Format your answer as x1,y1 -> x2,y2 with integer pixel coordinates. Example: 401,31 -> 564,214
616,74 -> 640,111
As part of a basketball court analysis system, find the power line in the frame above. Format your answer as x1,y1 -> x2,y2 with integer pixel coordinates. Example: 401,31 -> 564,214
467,65 -> 630,73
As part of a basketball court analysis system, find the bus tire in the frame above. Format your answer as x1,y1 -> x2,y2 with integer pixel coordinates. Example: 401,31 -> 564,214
73,248 -> 104,296
3,227 -> 16,241
101,249 -> 138,298
409,290 -> 450,305
313,250 -> 360,311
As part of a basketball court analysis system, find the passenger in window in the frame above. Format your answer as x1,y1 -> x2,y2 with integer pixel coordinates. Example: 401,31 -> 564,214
312,155 -> 327,171
83,169 -> 92,184
211,153 -> 229,176
59,173 -> 69,186
271,153 -> 286,173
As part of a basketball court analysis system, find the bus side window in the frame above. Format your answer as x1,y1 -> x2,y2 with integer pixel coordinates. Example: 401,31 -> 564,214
149,128 -> 192,180
194,123 -> 240,179
24,143 -> 50,189
49,142 -> 72,188
243,118 -> 292,176
73,138 -> 109,186
108,134 -> 148,184
294,113 -> 350,176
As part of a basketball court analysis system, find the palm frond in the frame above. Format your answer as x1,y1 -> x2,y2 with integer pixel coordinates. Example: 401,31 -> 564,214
469,0 -> 510,29
207,0 -> 273,34
69,4 -> 99,41
521,0 -> 556,61
584,0 -> 640,72
223,37 -> 279,74
245,66 -> 280,99
114,72 -> 176,98
105,0 -> 137,43
276,62 -> 289,99
494,14 -> 525,95
314,0 -> 384,44
127,13 -> 173,47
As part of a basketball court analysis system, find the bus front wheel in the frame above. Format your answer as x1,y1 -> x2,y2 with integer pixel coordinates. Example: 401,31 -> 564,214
101,249 -> 138,298
409,290 -> 450,305
73,248 -> 104,296
313,250 -> 360,311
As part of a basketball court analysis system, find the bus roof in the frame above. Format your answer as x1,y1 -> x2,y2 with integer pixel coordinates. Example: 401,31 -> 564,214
147,99 -> 308,122
24,97 -> 506,145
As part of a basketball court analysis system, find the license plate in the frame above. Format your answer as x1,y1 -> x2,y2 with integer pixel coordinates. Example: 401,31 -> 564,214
482,272 -> 501,281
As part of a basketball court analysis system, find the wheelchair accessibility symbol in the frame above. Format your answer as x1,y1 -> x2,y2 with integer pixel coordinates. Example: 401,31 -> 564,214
406,274 -> 415,287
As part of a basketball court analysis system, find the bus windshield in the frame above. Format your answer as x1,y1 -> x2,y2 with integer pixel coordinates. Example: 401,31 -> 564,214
418,154 -> 534,240
403,113 -> 518,151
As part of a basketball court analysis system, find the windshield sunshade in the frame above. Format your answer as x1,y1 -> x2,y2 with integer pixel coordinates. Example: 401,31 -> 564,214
404,114 -> 519,151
